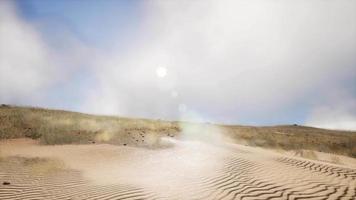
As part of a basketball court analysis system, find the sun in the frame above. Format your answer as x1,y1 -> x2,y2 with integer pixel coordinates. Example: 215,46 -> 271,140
156,67 -> 167,78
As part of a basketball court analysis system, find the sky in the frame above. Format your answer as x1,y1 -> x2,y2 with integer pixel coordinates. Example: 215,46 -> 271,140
0,0 -> 356,130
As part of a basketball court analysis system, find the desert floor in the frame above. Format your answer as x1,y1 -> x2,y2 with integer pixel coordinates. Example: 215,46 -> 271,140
0,138 -> 355,200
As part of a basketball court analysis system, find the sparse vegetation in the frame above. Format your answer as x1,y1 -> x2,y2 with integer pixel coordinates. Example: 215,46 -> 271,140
1,105 -> 355,158
0,105 -> 180,147
223,125 -> 356,158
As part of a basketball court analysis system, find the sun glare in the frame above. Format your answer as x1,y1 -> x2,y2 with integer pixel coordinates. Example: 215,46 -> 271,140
156,67 -> 167,78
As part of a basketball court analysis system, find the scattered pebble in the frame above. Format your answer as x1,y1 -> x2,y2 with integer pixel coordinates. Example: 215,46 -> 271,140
2,181 -> 10,185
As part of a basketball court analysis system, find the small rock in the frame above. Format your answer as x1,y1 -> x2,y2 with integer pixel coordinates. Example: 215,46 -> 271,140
123,144 -> 127,146
2,181 -> 10,185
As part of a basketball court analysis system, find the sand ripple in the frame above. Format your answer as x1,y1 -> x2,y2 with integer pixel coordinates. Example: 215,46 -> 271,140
1,141 -> 355,200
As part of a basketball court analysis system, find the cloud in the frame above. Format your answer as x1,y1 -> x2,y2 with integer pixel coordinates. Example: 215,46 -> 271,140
1,0 -> 355,130
82,0 -> 356,129
0,1 -> 96,107
307,107 -> 356,131
0,1 -> 57,103
306,90 -> 356,131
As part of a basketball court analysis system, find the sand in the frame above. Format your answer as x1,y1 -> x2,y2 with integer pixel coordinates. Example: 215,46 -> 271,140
0,138 -> 355,200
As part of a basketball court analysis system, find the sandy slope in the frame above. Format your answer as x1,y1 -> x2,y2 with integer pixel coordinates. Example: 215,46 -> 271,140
1,138 -> 356,200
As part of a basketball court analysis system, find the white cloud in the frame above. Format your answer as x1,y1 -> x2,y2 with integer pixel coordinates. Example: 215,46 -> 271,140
1,0 -> 355,130
306,106 -> 356,131
306,91 -> 356,131
0,1 -> 95,107
82,0 -> 356,129
0,1 -> 56,103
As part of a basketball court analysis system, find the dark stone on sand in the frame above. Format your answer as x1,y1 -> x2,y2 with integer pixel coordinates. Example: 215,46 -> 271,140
2,181 -> 10,185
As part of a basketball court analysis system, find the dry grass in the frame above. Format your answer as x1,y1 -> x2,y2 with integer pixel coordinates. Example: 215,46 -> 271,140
0,105 -> 180,147
1,105 -> 355,158
223,125 -> 356,158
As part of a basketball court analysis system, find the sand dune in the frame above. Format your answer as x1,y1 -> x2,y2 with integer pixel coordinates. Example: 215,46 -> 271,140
1,139 -> 355,200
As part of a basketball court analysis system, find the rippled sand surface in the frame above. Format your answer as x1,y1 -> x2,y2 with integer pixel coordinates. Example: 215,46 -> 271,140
1,139 -> 355,200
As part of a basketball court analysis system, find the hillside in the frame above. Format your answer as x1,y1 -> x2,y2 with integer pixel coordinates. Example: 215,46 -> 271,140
1,104 -> 355,157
